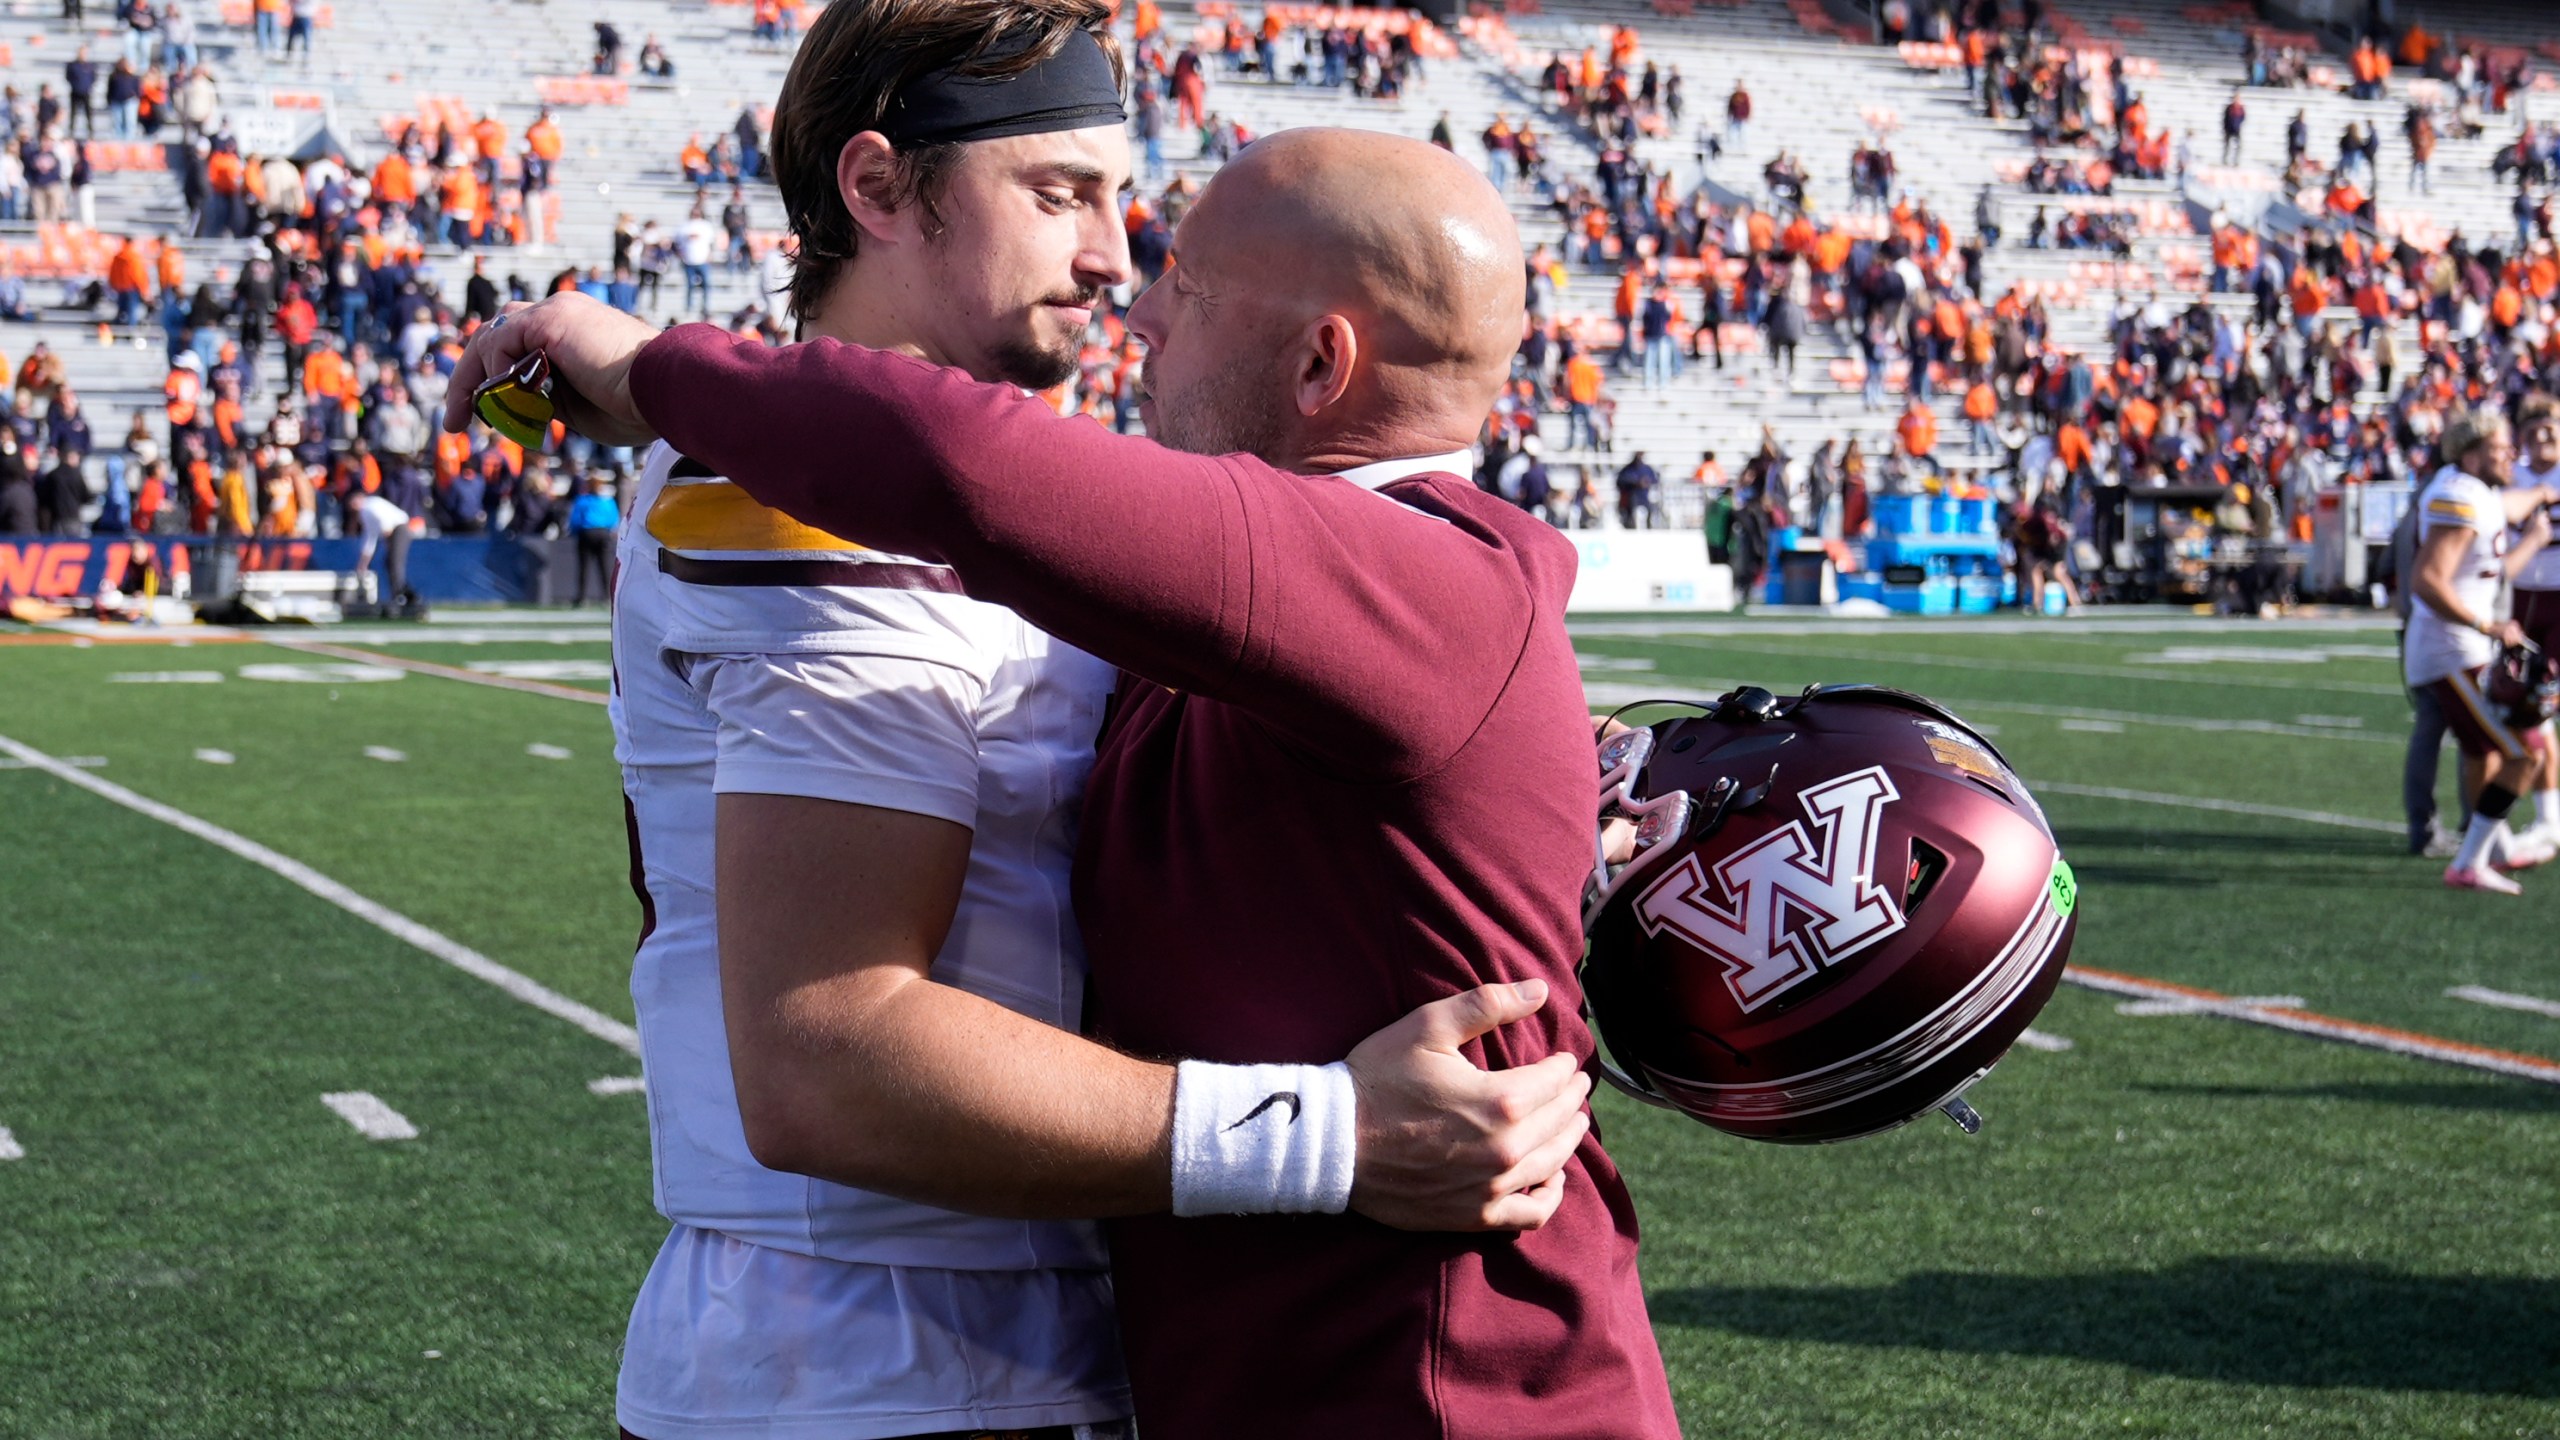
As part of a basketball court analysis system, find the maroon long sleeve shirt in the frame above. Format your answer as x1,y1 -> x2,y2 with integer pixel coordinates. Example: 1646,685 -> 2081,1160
630,327 -> 1680,1440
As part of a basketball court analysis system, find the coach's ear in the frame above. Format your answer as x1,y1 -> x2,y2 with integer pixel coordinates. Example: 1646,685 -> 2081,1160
1293,312 -> 1358,419
839,131 -> 925,250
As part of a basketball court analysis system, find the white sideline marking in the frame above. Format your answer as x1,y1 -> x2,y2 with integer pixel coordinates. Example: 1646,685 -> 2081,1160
322,1091 -> 419,1141
2035,783 -> 2403,834
588,1076 -> 647,1096
2116,994 -> 2306,1018
2015,1029 -> 2074,1052
109,670 -> 224,684
525,743 -> 574,760
2293,714 -> 2366,729
363,746 -> 407,763
0,1127 -> 22,1160
0,755 -> 103,769
2447,985 -> 2560,1021
0,733 -> 641,1057
2056,718 -> 2125,733
1574,653 -> 1659,673
192,748 -> 235,765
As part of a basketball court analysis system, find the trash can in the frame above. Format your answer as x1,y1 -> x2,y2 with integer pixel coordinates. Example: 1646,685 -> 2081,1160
1777,548 -> 1830,606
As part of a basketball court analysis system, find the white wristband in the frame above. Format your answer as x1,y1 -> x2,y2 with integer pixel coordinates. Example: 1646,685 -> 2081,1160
1169,1060 -> 1358,1217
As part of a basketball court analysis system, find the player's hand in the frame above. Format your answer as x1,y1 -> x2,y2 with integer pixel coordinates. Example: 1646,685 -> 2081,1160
1344,981 -> 1592,1234
2522,504 -> 2552,553
1596,716 -> 1637,864
2492,617 -> 2527,648
444,293 -> 661,450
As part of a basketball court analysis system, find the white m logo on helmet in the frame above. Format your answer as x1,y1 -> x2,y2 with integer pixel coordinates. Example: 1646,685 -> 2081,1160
1633,765 -> 1907,1011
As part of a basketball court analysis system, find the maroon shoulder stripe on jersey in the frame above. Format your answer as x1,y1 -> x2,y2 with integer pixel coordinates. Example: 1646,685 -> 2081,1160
654,549 -> 966,593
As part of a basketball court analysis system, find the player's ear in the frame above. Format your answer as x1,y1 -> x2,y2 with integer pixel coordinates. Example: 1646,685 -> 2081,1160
1294,313 -> 1358,419
839,131 -> 922,249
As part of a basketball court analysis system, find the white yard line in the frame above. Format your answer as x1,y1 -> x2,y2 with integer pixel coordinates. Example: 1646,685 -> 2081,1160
0,755 -> 104,769
588,1076 -> 647,1096
2056,718 -> 2126,733
2447,985 -> 2560,1021
1580,679 -> 2399,745
1611,632 -> 2405,697
0,1127 -> 22,1160
2034,783 -> 2403,834
0,733 -> 640,1057
321,1091 -> 419,1142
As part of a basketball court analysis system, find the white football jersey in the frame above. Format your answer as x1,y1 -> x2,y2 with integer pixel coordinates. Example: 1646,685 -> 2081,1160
2405,465 -> 2509,686
609,441 -> 1128,1436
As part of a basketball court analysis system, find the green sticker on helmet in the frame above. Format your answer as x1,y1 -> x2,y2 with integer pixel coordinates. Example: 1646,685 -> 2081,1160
2048,857 -> 2078,918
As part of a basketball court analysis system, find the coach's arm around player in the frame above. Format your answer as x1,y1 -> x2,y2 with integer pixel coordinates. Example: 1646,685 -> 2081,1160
716,785 -> 1591,1230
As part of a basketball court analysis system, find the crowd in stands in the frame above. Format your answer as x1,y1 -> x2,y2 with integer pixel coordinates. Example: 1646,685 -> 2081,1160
11,0 -> 2560,619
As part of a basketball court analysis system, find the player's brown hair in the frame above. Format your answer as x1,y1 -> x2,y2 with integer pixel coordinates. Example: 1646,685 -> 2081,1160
769,0 -> 1123,326
2519,391 -> 2560,431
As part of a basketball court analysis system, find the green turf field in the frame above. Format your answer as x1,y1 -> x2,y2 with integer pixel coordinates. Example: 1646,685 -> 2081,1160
3,612 -> 2557,1438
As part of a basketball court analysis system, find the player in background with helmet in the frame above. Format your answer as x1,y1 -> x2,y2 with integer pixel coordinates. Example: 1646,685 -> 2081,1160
2505,392 -> 2560,847
451,127 -> 1681,1439
562,6 -> 1596,1438
2406,410 -> 2557,894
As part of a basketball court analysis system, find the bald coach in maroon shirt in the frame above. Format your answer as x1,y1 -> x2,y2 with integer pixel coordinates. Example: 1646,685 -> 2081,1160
451,129 -> 1680,1439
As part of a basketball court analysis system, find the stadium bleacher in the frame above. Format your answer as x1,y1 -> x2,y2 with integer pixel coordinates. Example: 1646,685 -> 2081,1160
0,0 -> 2551,598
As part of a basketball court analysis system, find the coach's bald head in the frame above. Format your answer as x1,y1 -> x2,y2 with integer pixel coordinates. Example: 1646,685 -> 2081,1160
1126,127 -> 1526,470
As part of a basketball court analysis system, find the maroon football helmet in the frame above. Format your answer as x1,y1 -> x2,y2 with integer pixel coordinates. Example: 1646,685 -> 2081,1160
1583,684 -> 2077,1143
2486,640 -> 2560,733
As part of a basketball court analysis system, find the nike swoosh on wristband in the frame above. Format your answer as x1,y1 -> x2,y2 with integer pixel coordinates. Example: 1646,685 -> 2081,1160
1224,1091 -> 1302,1131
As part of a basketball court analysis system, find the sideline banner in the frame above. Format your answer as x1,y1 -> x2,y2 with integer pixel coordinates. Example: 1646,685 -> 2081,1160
1565,530 -> 1731,612
0,536 -> 556,604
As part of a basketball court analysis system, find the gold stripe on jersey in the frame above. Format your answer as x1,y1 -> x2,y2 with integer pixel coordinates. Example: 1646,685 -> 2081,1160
647,478 -> 866,555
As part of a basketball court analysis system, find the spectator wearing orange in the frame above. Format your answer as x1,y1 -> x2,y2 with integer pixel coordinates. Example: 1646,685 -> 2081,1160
204,145 -> 246,237
1562,348 -> 1604,450
471,112 -> 508,187
106,235 -> 149,327
1962,376 -> 1999,456
1896,395 -> 1938,469
437,163 -> 481,248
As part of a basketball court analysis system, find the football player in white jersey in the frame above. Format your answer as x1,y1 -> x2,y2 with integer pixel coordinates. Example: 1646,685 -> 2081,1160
2505,392 -> 2560,847
2404,410 -> 2556,894
583,3 -> 1594,1438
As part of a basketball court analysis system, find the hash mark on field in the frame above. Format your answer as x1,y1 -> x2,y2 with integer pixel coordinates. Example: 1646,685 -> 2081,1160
0,734 -> 642,1056
525,743 -> 573,760
321,1092 -> 418,1142
588,1076 -> 646,1096
2069,966 -> 2560,1086
0,1127 -> 22,1160
2015,1029 -> 2074,1052
2116,994 -> 2305,1018
192,748 -> 235,765
2057,719 -> 2125,734
2447,985 -> 2560,1020
363,746 -> 407,763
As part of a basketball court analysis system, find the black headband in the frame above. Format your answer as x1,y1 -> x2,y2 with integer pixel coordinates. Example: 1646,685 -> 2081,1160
880,27 -> 1125,148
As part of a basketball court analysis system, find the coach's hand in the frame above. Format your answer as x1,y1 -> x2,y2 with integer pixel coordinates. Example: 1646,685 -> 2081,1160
444,292 -> 661,450
1345,981 -> 1593,1233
